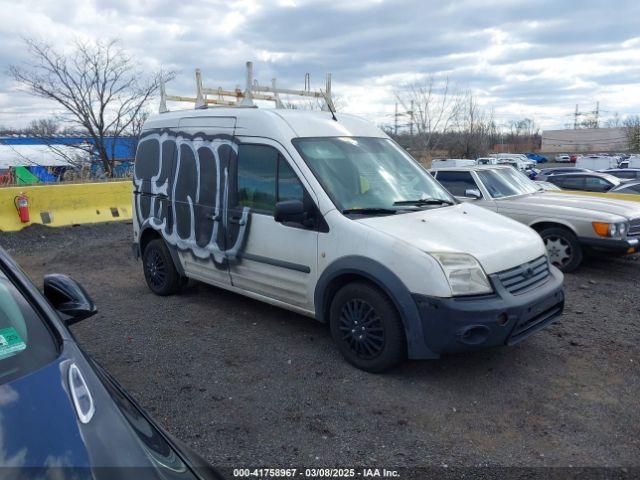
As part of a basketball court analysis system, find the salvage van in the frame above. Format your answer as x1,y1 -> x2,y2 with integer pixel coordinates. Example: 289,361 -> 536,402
132,68 -> 564,372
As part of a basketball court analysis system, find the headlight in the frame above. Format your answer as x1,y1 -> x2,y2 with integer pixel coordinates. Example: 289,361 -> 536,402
431,253 -> 493,296
592,221 -> 629,238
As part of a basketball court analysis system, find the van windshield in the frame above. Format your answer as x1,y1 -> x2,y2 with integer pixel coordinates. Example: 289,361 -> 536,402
292,137 -> 455,214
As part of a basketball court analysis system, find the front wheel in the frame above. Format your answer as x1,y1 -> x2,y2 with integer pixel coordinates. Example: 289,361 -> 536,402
539,226 -> 583,272
329,282 -> 406,373
142,239 -> 183,296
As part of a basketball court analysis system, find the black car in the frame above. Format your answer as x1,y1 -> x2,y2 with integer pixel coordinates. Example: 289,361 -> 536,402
545,172 -> 630,192
601,168 -> 640,181
0,247 -> 221,479
536,167 -> 592,181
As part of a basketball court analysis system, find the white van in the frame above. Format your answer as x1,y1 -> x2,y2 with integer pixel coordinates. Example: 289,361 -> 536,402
575,156 -> 617,170
431,159 -> 476,168
133,108 -> 565,371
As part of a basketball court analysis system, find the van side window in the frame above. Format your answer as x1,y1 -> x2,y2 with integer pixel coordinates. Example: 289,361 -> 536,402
278,157 -> 304,202
238,145 -> 278,213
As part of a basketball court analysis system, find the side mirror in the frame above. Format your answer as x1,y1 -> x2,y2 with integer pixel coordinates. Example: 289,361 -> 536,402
465,188 -> 482,199
274,200 -> 305,224
44,274 -> 97,326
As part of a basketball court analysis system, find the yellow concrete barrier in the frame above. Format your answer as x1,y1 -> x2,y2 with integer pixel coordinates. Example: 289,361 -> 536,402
0,181 -> 132,232
557,190 -> 640,203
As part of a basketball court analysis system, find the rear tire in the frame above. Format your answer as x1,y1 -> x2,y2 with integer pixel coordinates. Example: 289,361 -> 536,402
539,226 -> 583,272
142,239 -> 183,296
329,282 -> 406,373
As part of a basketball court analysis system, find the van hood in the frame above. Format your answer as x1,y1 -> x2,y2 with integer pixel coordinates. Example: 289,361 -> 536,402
501,192 -> 640,220
355,203 -> 546,274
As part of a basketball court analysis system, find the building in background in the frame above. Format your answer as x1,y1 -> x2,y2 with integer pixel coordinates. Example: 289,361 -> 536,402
0,135 -> 136,160
541,127 -> 627,153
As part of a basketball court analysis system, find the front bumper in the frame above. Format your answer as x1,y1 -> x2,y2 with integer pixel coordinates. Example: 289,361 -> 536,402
578,236 -> 639,254
413,265 -> 564,355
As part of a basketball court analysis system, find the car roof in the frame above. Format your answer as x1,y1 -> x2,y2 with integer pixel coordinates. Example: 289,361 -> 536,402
142,108 -> 386,140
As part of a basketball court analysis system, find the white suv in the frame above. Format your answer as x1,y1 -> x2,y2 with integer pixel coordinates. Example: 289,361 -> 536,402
133,108 -> 564,371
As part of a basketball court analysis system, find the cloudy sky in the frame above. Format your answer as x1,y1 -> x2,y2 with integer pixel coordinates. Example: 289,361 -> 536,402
0,0 -> 639,131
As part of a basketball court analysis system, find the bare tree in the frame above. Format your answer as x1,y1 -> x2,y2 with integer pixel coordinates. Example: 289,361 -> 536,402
26,117 -> 60,136
9,38 -> 173,175
624,115 -> 640,151
395,77 -> 461,155
447,92 -> 495,159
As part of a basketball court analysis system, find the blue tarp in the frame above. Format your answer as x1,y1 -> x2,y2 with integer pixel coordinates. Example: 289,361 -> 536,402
28,165 -> 59,183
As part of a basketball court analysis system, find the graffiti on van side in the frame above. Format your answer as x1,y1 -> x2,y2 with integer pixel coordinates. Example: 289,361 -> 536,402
134,130 -> 250,268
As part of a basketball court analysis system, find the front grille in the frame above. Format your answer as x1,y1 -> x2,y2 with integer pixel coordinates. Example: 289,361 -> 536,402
507,301 -> 563,345
496,255 -> 550,295
628,218 -> 640,238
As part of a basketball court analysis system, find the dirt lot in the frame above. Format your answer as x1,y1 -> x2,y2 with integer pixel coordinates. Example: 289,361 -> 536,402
1,221 -> 639,470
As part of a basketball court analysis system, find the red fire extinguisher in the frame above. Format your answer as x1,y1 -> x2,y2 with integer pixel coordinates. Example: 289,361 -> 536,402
14,193 -> 30,223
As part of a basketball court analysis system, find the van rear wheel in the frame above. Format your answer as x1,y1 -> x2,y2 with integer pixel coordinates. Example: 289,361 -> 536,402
329,282 -> 406,373
142,239 -> 183,296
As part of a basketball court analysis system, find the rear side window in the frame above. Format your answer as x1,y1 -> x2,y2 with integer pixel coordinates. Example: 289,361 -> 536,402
435,171 -> 478,196
555,176 -> 584,190
0,271 -> 57,384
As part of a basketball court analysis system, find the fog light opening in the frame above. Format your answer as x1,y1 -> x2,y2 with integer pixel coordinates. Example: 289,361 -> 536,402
459,325 -> 491,345
497,313 -> 509,326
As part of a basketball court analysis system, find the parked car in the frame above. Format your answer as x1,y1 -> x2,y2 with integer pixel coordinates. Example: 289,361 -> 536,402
525,152 -> 548,163
601,168 -> 640,181
0,247 -> 220,478
537,167 -> 593,181
133,108 -> 565,372
555,154 -> 571,163
545,172 -> 630,193
496,157 -> 538,179
430,165 -> 640,272
611,181 -> 640,195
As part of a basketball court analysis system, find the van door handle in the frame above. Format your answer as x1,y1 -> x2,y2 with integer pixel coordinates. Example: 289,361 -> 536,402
229,215 -> 246,226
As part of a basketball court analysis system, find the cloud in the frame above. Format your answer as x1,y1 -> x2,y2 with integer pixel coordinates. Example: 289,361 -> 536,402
0,0 -> 639,130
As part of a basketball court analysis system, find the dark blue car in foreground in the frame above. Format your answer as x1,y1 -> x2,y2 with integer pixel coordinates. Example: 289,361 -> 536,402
0,247 -> 222,479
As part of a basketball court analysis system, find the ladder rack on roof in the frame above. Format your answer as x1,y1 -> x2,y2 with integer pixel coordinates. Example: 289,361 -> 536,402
159,61 -> 334,113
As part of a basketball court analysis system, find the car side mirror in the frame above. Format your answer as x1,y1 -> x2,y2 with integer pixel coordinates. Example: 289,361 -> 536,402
44,274 -> 97,326
274,200 -> 305,224
465,188 -> 482,199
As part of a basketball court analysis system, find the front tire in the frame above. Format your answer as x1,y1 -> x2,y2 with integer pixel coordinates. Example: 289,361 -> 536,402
142,239 -> 183,296
329,282 -> 406,373
540,226 -> 583,272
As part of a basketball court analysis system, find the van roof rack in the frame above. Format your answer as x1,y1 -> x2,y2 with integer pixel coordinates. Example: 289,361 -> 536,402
159,61 -> 334,113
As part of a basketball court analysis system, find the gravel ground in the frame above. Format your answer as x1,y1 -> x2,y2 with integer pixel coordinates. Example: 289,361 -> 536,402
1,221 -> 639,470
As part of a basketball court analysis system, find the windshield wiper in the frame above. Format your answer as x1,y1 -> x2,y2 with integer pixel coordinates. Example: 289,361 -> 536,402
393,198 -> 454,206
342,207 -> 397,215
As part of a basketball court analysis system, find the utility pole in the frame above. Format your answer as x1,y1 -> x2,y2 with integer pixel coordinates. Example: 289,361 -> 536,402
409,100 -> 414,136
595,101 -> 600,128
394,102 -> 398,136
574,104 -> 579,129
